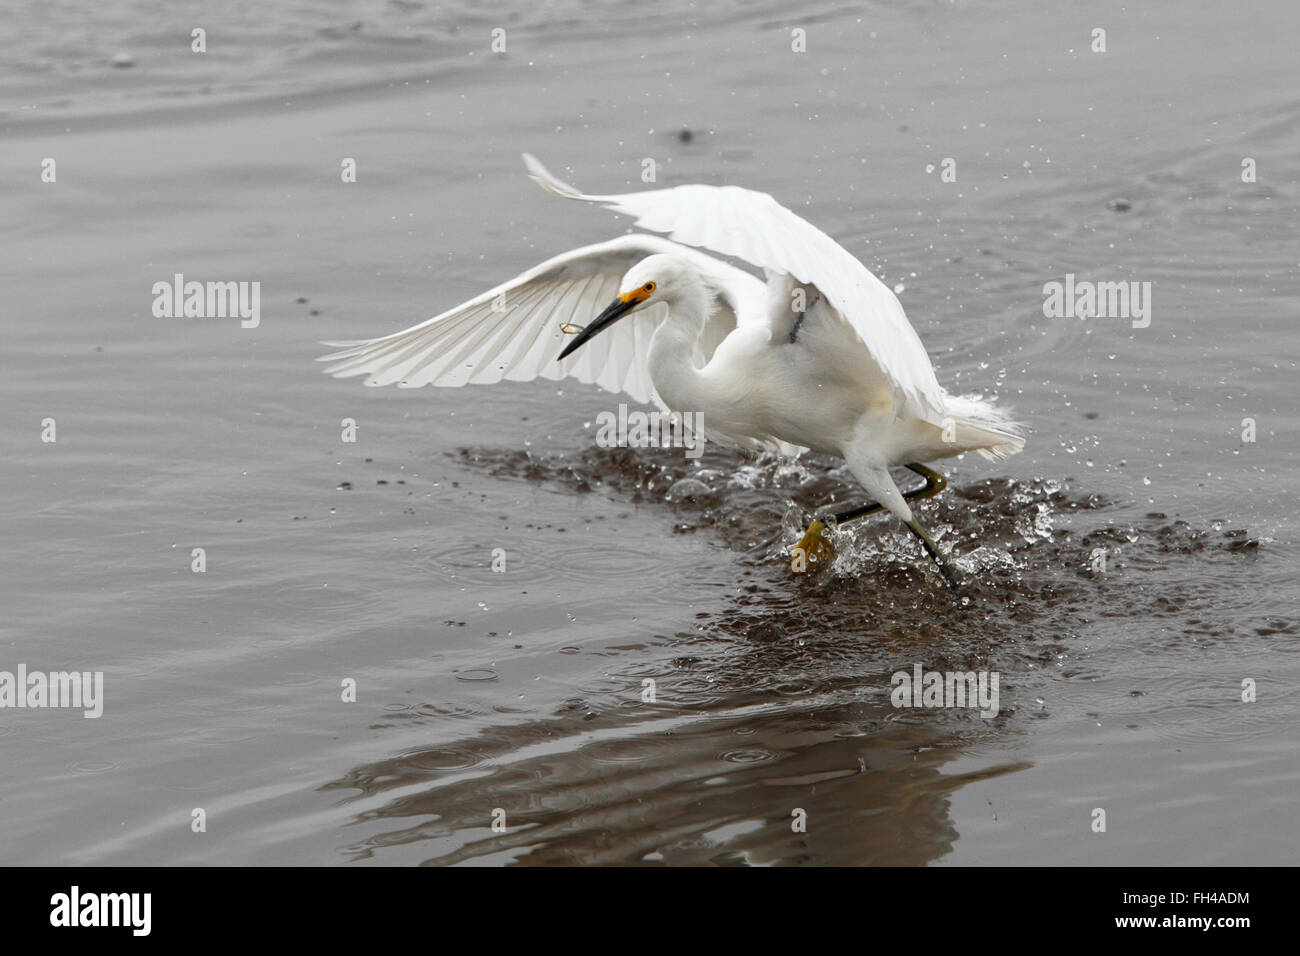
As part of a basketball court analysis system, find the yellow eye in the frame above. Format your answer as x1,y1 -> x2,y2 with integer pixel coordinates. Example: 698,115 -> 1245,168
643,281 -> 655,293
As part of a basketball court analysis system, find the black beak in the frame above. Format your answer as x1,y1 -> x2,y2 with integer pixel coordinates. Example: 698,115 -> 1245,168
558,296 -> 637,361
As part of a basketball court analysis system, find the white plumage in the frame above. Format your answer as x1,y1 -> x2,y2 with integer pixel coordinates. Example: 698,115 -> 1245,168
320,155 -> 1025,584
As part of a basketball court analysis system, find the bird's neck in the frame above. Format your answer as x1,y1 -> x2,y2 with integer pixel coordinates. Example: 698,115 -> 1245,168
648,285 -> 716,413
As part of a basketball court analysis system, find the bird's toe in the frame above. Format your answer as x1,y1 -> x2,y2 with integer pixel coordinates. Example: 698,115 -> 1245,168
791,519 -> 834,573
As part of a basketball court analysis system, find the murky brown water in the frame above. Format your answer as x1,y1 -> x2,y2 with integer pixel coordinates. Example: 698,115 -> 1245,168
2,0 -> 1298,865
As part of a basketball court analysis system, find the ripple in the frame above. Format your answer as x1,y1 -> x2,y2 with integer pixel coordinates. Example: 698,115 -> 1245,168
72,760 -> 117,774
417,702 -> 485,718
719,749 -> 774,764
588,738 -> 664,764
421,543 -> 545,586
454,668 -> 499,682
404,748 -> 487,772
421,539 -> 689,589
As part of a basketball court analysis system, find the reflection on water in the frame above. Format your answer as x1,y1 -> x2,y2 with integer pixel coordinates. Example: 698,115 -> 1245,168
331,700 -> 1031,866
3,0 -> 1298,866
316,446 -> 1274,864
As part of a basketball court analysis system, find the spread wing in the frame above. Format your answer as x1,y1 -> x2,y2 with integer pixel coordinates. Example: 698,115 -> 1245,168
523,154 -> 946,423
318,233 -> 762,409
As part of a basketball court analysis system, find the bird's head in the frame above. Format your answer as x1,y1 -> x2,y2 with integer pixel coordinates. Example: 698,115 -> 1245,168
557,255 -> 694,360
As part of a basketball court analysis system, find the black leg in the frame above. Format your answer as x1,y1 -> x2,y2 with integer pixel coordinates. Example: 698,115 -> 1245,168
829,463 -> 948,525
905,517 -> 963,591
792,463 -> 960,589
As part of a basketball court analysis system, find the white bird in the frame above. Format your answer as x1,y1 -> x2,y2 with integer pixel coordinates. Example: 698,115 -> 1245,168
320,154 -> 1025,587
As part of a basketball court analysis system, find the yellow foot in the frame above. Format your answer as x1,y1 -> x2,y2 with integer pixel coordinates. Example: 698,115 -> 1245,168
791,519 -> 834,573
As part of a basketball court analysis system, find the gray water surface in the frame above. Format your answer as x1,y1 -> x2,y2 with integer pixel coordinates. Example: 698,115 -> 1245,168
2,0 -> 1298,865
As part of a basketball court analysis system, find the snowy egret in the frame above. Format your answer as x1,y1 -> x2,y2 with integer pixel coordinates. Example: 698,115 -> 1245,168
320,155 -> 1024,587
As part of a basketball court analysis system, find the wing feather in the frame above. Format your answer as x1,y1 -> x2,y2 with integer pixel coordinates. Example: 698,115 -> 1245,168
319,234 -> 763,409
522,154 -> 946,422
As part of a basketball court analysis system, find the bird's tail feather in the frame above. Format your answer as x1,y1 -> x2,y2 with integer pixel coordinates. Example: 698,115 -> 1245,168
942,393 -> 1026,462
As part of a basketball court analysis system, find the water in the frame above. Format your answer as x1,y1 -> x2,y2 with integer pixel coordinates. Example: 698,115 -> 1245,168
2,0 -> 1297,865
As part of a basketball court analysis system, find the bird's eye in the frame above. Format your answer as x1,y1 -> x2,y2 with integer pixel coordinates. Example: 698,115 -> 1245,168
643,282 -> 655,292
